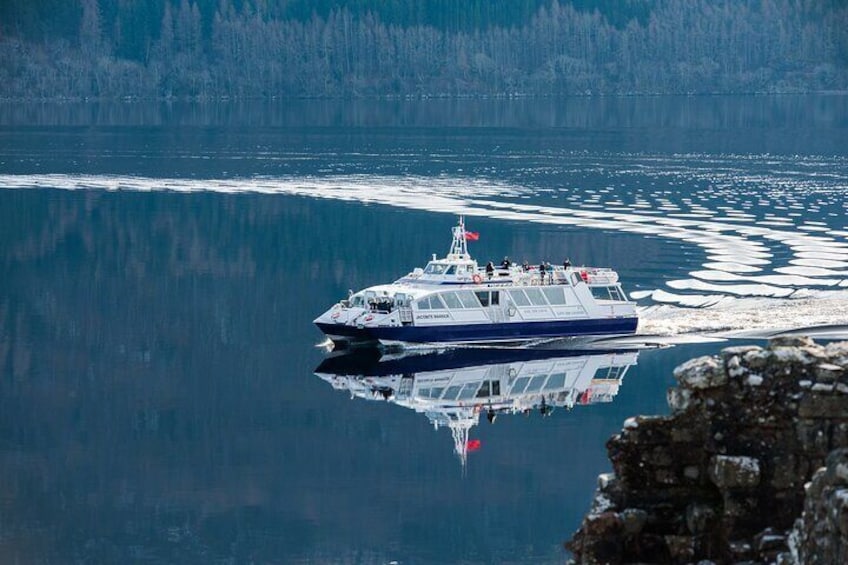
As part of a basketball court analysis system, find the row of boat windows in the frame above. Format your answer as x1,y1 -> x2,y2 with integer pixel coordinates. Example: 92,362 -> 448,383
417,287 -> 570,310
423,263 -> 474,275
417,290 -> 491,310
417,372 -> 570,400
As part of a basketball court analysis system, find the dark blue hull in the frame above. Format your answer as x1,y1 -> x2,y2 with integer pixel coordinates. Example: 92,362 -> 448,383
316,317 -> 638,346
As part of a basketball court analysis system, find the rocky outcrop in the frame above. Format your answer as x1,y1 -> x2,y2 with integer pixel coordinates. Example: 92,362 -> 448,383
566,337 -> 848,564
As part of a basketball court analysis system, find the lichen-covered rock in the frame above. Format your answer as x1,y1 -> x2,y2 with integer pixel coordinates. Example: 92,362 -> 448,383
568,338 -> 848,564
620,507 -> 648,535
673,355 -> 728,389
709,455 -> 761,489
782,448 -> 848,564
667,386 -> 694,413
686,502 -> 719,534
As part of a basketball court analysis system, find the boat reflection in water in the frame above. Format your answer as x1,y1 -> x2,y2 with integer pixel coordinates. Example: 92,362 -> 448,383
314,347 -> 639,466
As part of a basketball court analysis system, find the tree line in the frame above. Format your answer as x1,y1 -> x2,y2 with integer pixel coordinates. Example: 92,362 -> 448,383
0,0 -> 845,99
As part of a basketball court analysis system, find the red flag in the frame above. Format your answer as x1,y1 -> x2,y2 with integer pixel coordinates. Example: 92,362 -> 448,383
464,231 -> 480,241
466,439 -> 482,451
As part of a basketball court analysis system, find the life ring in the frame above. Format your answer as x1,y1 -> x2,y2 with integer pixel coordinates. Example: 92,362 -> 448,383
472,274 -> 482,284
580,270 -> 589,282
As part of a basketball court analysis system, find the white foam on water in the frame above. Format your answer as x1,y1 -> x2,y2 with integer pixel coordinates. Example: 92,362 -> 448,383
790,258 -> 848,269
639,292 -> 848,338
2,163 -> 847,340
702,262 -> 763,273
775,265 -> 848,277
666,279 -> 797,298
688,270 -> 842,287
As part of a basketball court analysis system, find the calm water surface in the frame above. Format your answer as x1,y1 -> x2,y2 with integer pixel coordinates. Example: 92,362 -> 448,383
1,96 -> 847,563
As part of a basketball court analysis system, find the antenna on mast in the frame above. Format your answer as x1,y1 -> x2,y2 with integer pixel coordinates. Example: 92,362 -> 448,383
450,420 -> 474,473
448,215 -> 470,259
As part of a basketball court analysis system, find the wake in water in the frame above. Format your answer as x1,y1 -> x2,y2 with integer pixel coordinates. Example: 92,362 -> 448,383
2,151 -> 847,340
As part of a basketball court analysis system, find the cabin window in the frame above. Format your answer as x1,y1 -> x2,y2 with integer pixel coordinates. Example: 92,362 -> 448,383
491,291 -> 500,305
512,376 -> 530,392
590,286 -> 625,301
596,365 -> 626,380
424,263 -> 446,275
571,272 -> 583,286
428,387 -> 444,398
507,290 -> 531,307
524,288 -> 548,306
475,291 -> 489,307
475,381 -> 500,398
546,372 -> 567,389
444,265 -> 456,275
458,384 -> 479,400
542,287 -> 566,305
417,297 -> 430,310
526,375 -> 547,392
456,291 -> 481,308
428,295 -> 447,309
477,381 -> 490,397
440,292 -> 463,309
443,385 -> 462,400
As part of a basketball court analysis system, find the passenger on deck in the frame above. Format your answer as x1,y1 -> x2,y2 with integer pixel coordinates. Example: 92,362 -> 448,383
501,256 -> 511,269
563,257 -> 571,269
539,261 -> 547,284
522,260 -> 530,271
485,261 -> 495,279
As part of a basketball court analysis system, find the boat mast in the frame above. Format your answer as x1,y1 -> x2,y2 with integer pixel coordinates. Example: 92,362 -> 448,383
448,215 -> 470,259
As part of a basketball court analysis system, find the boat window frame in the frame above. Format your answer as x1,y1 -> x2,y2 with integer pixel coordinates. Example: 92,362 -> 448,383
511,375 -> 531,393
458,384 -> 479,400
455,290 -> 481,308
542,287 -> 566,305
525,375 -> 547,393
424,262 -> 448,275
440,292 -> 463,310
545,372 -> 567,390
443,385 -> 463,400
524,287 -> 548,306
428,294 -> 447,310
507,289 -> 531,307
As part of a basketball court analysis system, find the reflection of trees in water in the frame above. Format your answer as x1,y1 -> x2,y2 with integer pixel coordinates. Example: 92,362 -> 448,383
1,192 -> 602,562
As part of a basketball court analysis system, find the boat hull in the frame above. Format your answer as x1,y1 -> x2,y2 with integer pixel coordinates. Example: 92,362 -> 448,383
316,316 -> 638,347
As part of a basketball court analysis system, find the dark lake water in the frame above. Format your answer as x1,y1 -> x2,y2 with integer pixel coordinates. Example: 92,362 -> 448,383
1,95 -> 847,563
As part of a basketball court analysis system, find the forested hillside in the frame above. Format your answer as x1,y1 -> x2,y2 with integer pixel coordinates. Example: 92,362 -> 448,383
0,0 -> 846,99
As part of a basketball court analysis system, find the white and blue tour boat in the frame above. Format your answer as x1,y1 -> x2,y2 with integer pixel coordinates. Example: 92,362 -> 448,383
314,217 -> 638,348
